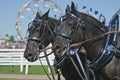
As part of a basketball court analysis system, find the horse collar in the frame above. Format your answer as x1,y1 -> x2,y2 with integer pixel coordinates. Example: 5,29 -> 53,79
90,12 -> 120,70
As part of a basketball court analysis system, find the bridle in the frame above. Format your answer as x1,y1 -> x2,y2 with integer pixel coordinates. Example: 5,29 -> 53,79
27,18 -> 56,57
27,18 -> 56,80
55,12 -> 106,41
55,12 -> 86,40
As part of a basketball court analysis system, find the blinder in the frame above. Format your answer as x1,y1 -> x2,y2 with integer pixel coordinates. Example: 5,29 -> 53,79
28,19 -> 44,31
27,19 -> 50,42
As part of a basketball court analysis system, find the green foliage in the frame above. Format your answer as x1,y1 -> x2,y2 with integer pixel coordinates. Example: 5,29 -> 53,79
9,35 -> 15,42
4,34 -> 15,42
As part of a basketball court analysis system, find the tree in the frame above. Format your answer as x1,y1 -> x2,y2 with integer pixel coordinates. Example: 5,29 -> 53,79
9,35 -> 15,42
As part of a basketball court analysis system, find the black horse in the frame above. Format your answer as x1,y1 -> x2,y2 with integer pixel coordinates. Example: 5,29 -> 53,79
53,2 -> 120,80
24,10 -> 57,62
24,10 -> 60,80
52,3 -> 100,80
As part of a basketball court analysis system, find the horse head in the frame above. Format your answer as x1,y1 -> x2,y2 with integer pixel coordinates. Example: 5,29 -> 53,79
53,2 -> 106,59
24,10 -> 57,62
53,3 -> 84,58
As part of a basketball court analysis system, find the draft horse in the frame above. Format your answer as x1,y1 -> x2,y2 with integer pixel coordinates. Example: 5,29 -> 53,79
24,10 -> 58,80
53,2 -> 120,80
53,3 -> 98,80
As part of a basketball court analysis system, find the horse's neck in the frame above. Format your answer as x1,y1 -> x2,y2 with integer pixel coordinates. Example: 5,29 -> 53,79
83,35 -> 104,61
83,21 -> 106,61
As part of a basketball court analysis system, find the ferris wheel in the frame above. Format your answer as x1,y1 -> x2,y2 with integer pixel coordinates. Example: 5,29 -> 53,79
15,0 -> 63,41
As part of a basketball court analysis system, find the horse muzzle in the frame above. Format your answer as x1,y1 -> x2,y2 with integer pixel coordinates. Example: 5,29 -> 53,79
24,50 -> 39,62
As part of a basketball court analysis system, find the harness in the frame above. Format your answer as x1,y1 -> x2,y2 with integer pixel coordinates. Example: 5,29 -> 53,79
55,13 -> 86,40
54,9 -> 120,80
90,9 -> 120,70
54,13 -> 95,80
54,42 -> 91,80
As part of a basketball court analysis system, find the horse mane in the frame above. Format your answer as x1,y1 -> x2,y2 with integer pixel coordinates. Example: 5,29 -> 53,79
79,12 -> 106,27
70,2 -> 107,31
72,11 -> 107,32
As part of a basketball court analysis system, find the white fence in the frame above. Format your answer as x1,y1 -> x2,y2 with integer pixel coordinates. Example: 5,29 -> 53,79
0,49 -> 54,74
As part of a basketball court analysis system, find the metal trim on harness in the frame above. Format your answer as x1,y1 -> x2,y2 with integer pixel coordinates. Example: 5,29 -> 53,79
90,9 -> 120,70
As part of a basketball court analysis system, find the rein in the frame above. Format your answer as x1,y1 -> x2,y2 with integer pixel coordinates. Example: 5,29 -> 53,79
40,30 -> 120,52
71,30 -> 120,47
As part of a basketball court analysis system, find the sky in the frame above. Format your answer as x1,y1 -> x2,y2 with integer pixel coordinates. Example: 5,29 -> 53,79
0,0 -> 119,40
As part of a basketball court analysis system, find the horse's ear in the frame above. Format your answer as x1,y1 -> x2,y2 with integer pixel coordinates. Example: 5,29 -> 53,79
35,12 -> 41,19
65,5 -> 71,15
41,9 -> 50,20
71,2 -> 77,14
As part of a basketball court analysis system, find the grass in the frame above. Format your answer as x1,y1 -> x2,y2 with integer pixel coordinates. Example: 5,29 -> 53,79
0,65 -> 55,75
